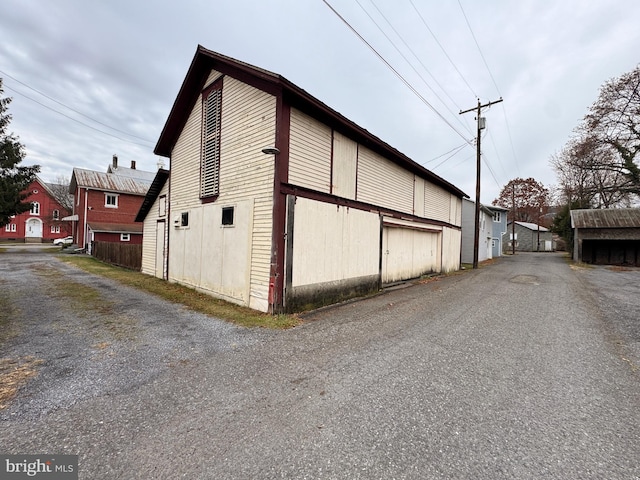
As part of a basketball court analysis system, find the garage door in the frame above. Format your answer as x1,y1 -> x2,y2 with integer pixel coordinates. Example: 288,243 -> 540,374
382,226 -> 440,284
582,240 -> 640,266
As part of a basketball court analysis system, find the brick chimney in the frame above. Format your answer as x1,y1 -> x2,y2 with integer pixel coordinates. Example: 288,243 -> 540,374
112,154 -> 118,169
131,160 -> 136,170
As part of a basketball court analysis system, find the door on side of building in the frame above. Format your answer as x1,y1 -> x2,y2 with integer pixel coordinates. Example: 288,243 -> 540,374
155,220 -> 166,279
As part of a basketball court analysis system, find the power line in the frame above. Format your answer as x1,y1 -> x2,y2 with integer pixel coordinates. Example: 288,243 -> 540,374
455,2 -> 520,176
457,0 -> 501,97
364,0 -> 472,134
321,0 -> 473,146
3,83 -> 154,148
0,69 -> 154,144
409,0 -> 477,99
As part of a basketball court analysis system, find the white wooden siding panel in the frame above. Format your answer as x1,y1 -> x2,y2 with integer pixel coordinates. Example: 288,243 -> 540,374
289,108 -> 332,193
414,177 -> 425,217
441,227 -> 461,272
357,146 -> 414,214
291,197 -> 379,287
425,183 -> 451,223
332,131 -> 357,199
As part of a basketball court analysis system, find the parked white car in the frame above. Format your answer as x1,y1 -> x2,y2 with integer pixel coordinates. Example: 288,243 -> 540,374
53,236 -> 74,246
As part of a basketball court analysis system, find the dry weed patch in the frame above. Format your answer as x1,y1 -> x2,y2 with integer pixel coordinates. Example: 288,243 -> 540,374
0,356 -> 43,409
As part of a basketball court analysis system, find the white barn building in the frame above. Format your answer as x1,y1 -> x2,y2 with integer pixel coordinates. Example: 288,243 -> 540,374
137,46 -> 468,313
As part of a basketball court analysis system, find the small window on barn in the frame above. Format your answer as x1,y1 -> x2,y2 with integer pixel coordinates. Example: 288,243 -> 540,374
53,209 -> 60,220
121,233 -> 130,242
158,195 -> 167,217
105,193 -> 118,208
30,202 -> 40,215
181,212 -> 189,227
200,78 -> 223,200
222,207 -> 234,226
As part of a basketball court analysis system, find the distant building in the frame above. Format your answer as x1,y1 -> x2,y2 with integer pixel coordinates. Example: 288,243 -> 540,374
503,221 -> 553,252
65,156 -> 154,252
0,177 -> 71,243
461,199 -> 494,264
486,205 -> 509,257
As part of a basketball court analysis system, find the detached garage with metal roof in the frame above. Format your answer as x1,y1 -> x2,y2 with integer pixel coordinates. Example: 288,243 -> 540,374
571,208 -> 640,266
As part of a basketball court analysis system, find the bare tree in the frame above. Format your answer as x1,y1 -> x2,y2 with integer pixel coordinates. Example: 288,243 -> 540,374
584,65 -> 640,195
48,175 -> 73,212
493,177 -> 550,223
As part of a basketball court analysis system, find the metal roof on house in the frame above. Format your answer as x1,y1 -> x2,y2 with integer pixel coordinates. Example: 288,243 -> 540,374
107,165 -> 157,183
70,168 -> 152,195
570,208 -> 640,229
514,221 -> 549,232
87,222 -> 143,234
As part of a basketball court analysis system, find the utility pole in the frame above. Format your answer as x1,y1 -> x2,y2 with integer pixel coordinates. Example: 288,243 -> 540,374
460,97 -> 503,269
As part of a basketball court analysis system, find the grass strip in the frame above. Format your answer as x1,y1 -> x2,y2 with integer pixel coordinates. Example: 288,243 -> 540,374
58,256 -> 300,329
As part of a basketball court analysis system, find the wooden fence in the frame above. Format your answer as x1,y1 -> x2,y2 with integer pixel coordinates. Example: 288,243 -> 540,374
92,241 -> 142,271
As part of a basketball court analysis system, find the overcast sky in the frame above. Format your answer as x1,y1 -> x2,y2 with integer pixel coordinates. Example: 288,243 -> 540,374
1,0 -> 639,204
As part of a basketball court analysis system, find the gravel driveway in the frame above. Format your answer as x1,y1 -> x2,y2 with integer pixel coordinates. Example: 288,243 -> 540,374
1,250 -> 639,479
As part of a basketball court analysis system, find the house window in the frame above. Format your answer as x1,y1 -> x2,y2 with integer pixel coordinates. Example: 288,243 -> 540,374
200,79 -> 223,199
50,225 -> 61,233
181,212 -> 189,227
105,193 -> 118,208
222,206 -> 234,226
120,233 -> 130,242
30,202 -> 40,215
53,209 -> 60,220
6,224 -> 17,232
493,212 -> 501,222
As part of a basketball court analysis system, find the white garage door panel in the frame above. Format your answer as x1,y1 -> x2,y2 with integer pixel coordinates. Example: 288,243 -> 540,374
382,227 -> 439,284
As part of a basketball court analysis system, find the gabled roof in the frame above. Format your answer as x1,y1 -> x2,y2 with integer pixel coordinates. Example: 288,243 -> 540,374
70,168 -> 152,196
155,45 -> 467,199
570,208 -> 640,229
511,221 -> 549,232
135,169 -> 170,222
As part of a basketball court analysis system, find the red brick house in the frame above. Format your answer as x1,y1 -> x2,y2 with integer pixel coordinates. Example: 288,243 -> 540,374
66,157 -> 154,252
0,177 -> 72,243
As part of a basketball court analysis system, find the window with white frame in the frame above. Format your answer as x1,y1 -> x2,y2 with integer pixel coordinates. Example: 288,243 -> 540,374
30,202 -> 40,215
53,209 -> 59,220
200,79 -> 223,199
5,224 -> 16,232
493,211 -> 501,222
105,193 -> 118,208
50,225 -> 60,233
120,233 -> 130,241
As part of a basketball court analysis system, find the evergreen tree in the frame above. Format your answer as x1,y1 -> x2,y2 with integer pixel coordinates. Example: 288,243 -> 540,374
0,78 -> 40,226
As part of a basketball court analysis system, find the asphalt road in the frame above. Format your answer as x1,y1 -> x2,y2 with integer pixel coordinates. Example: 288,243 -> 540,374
1,250 -> 639,479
